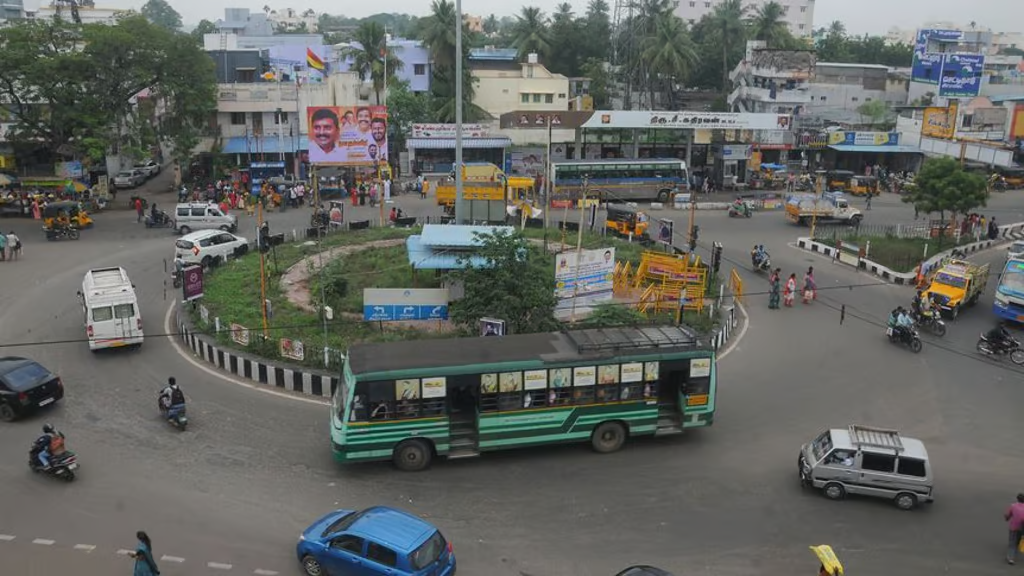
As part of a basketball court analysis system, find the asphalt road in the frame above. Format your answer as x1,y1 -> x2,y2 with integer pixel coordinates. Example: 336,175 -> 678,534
2,174 -> 1024,575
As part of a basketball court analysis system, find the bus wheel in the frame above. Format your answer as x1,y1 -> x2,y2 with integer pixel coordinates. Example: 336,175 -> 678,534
591,421 -> 627,454
393,439 -> 432,472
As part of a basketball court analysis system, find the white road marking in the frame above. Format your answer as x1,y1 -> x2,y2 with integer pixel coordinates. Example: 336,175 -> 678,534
117,549 -> 134,556
73,544 -> 97,552
162,555 -> 186,563
208,562 -> 234,570
0,534 -> 15,541
164,302 -> 329,406
254,570 -> 279,575
32,539 -> 55,545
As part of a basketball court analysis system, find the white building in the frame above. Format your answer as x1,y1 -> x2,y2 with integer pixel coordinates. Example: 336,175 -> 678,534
266,8 -> 318,33
30,4 -> 127,24
675,0 -> 813,37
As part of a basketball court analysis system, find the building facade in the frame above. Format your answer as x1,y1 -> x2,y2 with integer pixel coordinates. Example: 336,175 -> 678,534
29,4 -> 127,23
0,0 -> 23,21
332,38 -> 432,93
469,49 -> 571,119
675,0 -> 813,36
266,8 -> 318,33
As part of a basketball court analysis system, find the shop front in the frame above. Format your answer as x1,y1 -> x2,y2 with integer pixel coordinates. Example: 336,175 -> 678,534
407,124 -> 511,175
825,131 -> 924,173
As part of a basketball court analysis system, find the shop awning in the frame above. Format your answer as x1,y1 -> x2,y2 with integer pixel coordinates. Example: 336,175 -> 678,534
407,137 -> 512,150
828,144 -> 924,154
220,137 -> 306,154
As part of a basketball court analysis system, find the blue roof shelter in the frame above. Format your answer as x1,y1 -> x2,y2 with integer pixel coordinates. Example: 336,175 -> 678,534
406,224 -> 515,271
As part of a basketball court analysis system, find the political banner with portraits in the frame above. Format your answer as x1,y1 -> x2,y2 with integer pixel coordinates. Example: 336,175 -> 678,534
307,106 -> 389,165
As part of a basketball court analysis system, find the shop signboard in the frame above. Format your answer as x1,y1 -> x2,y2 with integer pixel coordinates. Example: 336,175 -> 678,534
922,104 -> 957,139
554,248 -> 615,310
938,53 -> 985,97
307,106 -> 388,165
827,132 -> 899,146
412,123 -> 488,138
581,111 -> 792,131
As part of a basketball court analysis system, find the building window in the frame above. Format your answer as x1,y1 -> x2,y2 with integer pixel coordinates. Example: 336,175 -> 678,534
557,93 -> 566,98
521,93 -> 530,103
851,97 -> 859,102
704,1 -> 710,7
414,64 -> 426,75
800,5 -> 806,11
230,112 -> 246,125
798,24 -> 805,30
276,111 -> 288,124
782,5 -> 789,12
864,97 -> 872,102
544,94 -> 553,104
689,0 -> 695,6
532,93 -> 541,103
819,96 -> 827,102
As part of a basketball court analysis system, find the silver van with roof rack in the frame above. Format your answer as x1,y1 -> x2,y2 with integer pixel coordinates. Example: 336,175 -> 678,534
798,425 -> 934,510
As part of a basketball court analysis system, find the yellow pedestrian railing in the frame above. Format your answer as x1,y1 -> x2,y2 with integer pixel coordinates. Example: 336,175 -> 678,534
730,268 -> 743,304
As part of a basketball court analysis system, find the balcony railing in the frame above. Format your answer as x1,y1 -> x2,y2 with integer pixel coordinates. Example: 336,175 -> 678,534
216,84 -> 299,103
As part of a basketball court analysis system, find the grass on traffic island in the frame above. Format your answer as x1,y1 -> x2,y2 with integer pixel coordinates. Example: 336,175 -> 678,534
815,234 -> 972,273
189,224 -> 708,368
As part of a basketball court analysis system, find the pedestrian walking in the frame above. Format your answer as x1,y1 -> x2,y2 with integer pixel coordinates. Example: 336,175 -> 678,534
784,273 -> 797,307
135,197 -> 144,222
768,268 -> 781,309
865,193 -> 872,210
0,230 -> 7,262
1006,493 -> 1024,564
127,531 -> 160,575
802,267 -> 817,303
7,231 -> 20,261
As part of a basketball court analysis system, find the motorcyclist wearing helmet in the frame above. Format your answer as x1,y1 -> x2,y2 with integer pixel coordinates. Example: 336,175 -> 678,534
159,377 -> 186,411
985,322 -> 1014,353
31,424 -> 62,469
911,290 -> 924,316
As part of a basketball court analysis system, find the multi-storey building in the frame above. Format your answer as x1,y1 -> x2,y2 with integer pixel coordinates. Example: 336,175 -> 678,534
675,0 -> 814,36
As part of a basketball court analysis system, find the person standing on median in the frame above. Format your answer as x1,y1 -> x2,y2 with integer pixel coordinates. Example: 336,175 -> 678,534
1006,493 -> 1024,565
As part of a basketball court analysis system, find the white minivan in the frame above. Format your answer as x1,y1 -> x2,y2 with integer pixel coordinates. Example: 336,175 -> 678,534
78,267 -> 144,351
174,202 -> 237,235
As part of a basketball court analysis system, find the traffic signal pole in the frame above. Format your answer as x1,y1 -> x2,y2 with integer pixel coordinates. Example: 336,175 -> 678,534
257,200 -> 270,338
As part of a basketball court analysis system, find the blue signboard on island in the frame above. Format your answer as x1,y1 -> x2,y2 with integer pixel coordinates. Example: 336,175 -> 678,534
939,53 -> 985,98
363,288 -> 449,322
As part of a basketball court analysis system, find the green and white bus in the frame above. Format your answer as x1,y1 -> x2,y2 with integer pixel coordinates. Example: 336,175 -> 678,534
332,325 -> 717,471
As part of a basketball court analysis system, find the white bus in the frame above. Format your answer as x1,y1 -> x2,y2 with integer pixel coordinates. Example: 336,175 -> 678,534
552,158 -> 689,204
78,267 -> 144,351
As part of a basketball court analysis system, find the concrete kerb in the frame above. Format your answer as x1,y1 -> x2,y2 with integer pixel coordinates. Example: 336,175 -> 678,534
175,305 -> 338,399
795,221 -> 1024,285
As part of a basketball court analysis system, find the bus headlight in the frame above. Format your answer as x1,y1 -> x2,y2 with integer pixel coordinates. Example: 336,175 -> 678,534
995,293 -> 1009,308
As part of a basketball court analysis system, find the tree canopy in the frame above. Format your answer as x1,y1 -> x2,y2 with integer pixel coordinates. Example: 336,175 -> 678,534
0,15 -> 216,166
902,157 -> 988,224
447,230 -> 559,335
140,0 -> 183,31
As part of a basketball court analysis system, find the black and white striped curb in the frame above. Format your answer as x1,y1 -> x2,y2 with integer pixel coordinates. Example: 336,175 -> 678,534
0,534 -> 279,574
709,305 -> 738,351
177,311 -> 337,399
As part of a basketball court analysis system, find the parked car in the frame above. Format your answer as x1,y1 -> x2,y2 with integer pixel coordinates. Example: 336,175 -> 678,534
134,160 -> 161,178
296,507 -> 456,576
114,169 -> 146,188
267,174 -> 306,188
175,230 -> 248,268
0,357 -> 65,422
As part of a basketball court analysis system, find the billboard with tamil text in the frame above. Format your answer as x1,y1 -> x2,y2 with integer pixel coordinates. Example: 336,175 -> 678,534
307,106 -> 388,166
939,53 -> 985,98
912,29 -> 963,84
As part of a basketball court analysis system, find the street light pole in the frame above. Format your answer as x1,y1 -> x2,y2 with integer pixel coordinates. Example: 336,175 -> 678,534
453,0 -> 465,224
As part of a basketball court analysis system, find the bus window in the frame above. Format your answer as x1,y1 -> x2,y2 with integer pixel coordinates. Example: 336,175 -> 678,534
395,379 -> 421,419
480,373 -> 499,412
350,382 -> 369,422
596,365 -> 619,403
498,372 -> 523,411
367,381 -> 393,420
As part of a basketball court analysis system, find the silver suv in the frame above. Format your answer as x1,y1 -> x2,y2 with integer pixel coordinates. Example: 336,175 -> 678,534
798,425 -> 934,510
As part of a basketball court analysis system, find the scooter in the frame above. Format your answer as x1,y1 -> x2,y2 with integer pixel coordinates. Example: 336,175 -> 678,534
728,204 -> 752,218
976,334 -> 1024,364
159,399 -> 188,431
144,210 -> 174,228
751,251 -> 771,272
886,325 -> 923,353
28,449 -> 79,482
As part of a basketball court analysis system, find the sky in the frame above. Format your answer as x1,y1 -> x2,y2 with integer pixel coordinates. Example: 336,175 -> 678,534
24,0 -> 1020,36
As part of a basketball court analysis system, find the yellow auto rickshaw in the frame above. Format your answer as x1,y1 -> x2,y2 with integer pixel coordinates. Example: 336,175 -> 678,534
849,175 -> 879,197
810,545 -> 844,576
827,170 -> 855,192
996,166 -> 1024,189
42,200 -> 93,230
606,203 -> 649,238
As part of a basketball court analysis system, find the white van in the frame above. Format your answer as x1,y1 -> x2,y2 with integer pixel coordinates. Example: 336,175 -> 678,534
78,267 -> 144,351
174,202 -> 237,235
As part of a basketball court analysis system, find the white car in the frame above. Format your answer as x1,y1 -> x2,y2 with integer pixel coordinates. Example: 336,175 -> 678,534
114,169 -> 145,188
134,161 -> 160,178
1008,240 -> 1024,261
175,230 -> 249,268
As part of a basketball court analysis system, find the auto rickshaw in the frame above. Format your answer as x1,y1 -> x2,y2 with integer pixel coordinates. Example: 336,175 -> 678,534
606,203 -> 649,238
810,545 -> 843,576
42,201 -> 93,230
506,176 -> 538,219
848,175 -> 879,197
826,170 -> 855,192
996,166 -> 1024,189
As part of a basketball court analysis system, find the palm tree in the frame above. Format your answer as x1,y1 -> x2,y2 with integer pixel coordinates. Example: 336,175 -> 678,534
709,0 -> 747,93
748,1 -> 789,47
512,7 -> 552,61
640,13 -> 698,107
482,14 -> 498,35
343,21 -> 404,105
419,0 -> 458,69
827,20 -> 846,37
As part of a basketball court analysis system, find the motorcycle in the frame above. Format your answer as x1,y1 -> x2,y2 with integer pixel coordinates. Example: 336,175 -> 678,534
44,225 -> 80,241
159,398 -> 188,430
751,251 -> 771,272
976,334 -> 1024,364
913,312 -> 947,337
145,210 -> 174,229
728,203 -> 752,218
886,325 -> 923,353
28,448 -> 78,482
171,269 -> 183,288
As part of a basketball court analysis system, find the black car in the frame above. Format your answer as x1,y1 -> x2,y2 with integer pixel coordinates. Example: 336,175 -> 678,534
615,567 -> 676,576
0,357 -> 64,421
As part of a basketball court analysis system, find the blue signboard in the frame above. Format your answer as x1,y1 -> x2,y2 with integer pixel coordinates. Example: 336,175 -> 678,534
912,29 -> 963,84
362,304 -> 449,322
939,53 -> 985,98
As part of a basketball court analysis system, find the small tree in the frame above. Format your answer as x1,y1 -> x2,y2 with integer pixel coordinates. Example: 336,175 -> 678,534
856,99 -> 888,127
582,303 -> 645,327
447,230 -> 559,335
902,157 -> 988,239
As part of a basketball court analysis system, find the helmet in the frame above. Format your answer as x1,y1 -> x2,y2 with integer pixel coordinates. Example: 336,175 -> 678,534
42,424 -> 54,434
168,377 -> 177,387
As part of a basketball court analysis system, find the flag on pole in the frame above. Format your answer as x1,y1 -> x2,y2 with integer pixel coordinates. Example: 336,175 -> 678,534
306,48 -> 325,72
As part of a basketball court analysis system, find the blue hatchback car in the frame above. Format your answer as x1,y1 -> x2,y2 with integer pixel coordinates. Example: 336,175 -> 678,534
297,506 -> 457,576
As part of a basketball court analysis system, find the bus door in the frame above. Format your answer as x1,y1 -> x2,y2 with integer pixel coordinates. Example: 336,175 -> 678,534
448,376 -> 481,456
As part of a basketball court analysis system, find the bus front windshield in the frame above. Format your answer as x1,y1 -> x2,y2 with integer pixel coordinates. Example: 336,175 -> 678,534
999,263 -> 1024,296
